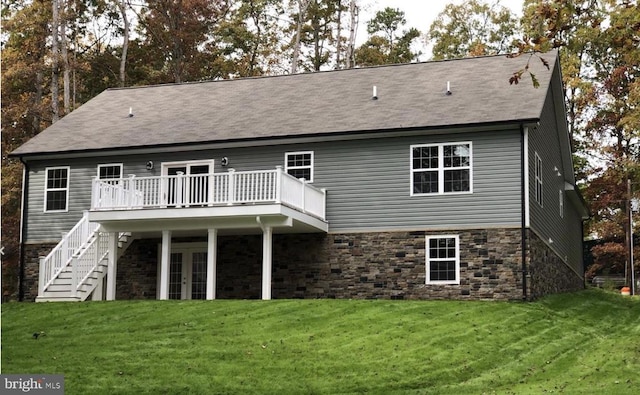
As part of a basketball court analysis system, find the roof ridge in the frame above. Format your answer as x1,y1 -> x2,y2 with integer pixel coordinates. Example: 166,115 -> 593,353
107,51 -> 552,92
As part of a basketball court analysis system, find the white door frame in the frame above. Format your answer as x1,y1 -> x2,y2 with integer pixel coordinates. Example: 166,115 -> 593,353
161,160 -> 215,207
157,242 -> 209,300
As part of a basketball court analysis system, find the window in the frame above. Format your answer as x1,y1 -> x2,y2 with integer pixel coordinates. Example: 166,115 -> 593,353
285,151 -> 313,182
534,153 -> 543,206
411,143 -> 471,195
559,190 -> 564,218
97,163 -> 123,180
44,167 -> 70,212
426,235 -> 460,284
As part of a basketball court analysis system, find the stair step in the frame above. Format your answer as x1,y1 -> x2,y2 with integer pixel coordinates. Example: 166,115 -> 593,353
36,295 -> 81,302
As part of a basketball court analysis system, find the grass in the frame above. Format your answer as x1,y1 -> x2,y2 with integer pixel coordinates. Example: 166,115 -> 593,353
2,289 -> 639,394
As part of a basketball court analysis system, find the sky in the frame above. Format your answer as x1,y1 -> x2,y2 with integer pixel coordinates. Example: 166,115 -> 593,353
356,0 -> 525,59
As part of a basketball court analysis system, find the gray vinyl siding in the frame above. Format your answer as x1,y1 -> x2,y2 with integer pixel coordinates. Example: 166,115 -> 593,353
528,87 -> 584,275
319,131 -> 522,231
27,160 -> 93,242
24,129 -> 522,242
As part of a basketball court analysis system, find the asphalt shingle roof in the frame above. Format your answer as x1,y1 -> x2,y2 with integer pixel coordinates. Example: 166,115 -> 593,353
11,51 -> 558,157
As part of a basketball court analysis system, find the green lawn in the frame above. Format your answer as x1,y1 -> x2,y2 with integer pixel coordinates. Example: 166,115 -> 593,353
2,289 -> 639,394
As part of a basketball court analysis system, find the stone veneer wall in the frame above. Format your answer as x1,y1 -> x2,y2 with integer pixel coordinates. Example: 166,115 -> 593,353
115,239 -> 159,299
100,229 -> 522,300
21,228 -> 583,301
217,236 -> 262,299
277,229 -> 524,300
21,243 -> 58,301
527,231 -> 584,299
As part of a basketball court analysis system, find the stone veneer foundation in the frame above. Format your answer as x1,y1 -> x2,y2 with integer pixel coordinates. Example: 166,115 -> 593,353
20,228 -> 584,301
527,231 -> 584,299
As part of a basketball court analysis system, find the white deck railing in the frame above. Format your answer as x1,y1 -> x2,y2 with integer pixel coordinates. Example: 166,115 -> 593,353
91,166 -> 326,220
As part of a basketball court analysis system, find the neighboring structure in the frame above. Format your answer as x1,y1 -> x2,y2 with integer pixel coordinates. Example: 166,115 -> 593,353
11,50 -> 588,302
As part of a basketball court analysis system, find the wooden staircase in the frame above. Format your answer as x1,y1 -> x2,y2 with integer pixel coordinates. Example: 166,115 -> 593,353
36,212 -> 135,302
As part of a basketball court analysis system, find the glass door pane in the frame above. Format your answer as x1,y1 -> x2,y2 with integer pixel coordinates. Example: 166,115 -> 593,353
166,166 -> 187,206
189,165 -> 210,206
169,252 -> 183,300
191,252 -> 207,300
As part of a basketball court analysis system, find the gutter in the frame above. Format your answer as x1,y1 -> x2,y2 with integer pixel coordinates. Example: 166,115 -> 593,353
520,123 -> 528,300
18,157 -> 29,301
9,118 -> 542,162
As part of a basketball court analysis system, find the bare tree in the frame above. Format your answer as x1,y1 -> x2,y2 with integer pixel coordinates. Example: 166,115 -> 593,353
116,0 -> 130,87
51,0 -> 60,122
60,0 -> 70,114
335,0 -> 342,67
291,0 -> 311,73
345,0 -> 358,68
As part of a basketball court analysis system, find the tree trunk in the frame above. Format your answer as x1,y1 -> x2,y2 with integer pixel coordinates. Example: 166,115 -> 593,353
60,0 -> 70,114
117,0 -> 130,87
248,0 -> 261,76
291,0 -> 310,74
345,0 -> 358,69
33,70 -> 44,134
335,0 -> 342,68
51,0 -> 60,123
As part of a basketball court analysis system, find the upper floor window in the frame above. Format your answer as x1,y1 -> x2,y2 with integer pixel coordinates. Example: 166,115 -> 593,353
285,151 -> 313,182
411,143 -> 472,195
97,163 -> 123,180
534,153 -> 543,206
426,235 -> 460,284
45,167 -> 69,212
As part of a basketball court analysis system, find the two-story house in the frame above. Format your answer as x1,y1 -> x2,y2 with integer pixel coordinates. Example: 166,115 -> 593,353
10,50 -> 588,302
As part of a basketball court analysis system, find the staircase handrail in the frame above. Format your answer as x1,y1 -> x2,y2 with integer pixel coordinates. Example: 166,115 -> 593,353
73,232 -> 110,296
39,212 -> 101,294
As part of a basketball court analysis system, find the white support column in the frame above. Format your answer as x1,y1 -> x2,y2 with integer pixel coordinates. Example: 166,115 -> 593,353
106,232 -> 119,300
207,229 -> 217,300
159,230 -> 172,300
261,225 -> 273,300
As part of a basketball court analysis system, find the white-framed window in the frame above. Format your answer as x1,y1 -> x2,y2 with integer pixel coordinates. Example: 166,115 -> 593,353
97,163 -> 123,180
426,235 -> 460,284
411,142 -> 472,195
44,166 -> 70,212
559,189 -> 564,218
285,151 -> 313,182
534,152 -> 543,206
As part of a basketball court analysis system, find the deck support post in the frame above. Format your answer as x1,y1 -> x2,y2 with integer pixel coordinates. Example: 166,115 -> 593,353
260,221 -> 273,300
207,229 -> 217,300
159,230 -> 172,300
106,232 -> 119,300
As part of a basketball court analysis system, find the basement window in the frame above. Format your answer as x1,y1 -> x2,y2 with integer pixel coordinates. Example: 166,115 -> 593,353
426,235 -> 460,285
44,166 -> 70,212
285,151 -> 313,182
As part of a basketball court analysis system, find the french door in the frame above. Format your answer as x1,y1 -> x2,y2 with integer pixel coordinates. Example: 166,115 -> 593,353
162,160 -> 214,206
167,249 -> 208,300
